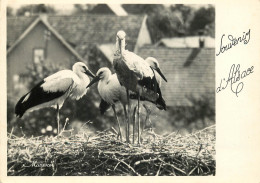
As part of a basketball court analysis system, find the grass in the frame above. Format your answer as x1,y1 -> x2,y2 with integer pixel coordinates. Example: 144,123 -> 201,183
7,125 -> 215,176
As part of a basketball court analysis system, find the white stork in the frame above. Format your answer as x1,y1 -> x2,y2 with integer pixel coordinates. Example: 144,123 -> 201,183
87,67 -> 127,141
86,62 -> 166,142
15,62 -> 95,134
113,30 -> 167,144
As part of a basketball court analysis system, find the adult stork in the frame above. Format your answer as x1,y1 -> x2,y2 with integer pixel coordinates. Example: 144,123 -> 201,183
113,30 -> 167,144
15,62 -> 95,134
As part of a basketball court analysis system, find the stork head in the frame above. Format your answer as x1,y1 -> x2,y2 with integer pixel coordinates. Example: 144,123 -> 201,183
117,30 -> 126,40
145,57 -> 167,82
145,57 -> 160,69
86,67 -> 111,88
73,62 -> 95,78
96,67 -> 111,79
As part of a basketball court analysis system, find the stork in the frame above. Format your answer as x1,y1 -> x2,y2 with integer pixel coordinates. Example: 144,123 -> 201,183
87,65 -> 166,142
113,30 -> 167,144
15,62 -> 95,134
87,68 -> 127,141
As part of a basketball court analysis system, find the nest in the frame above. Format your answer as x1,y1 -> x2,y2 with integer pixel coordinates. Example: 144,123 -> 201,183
7,125 -> 215,176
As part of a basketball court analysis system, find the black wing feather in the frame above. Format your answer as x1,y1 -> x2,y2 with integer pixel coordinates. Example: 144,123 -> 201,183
99,99 -> 111,115
136,68 -> 166,110
15,80 -> 66,118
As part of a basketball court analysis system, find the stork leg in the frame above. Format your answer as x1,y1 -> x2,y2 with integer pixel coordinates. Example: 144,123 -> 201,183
112,105 -> 122,141
126,89 -> 131,143
143,104 -> 152,131
132,105 -> 137,144
56,104 -> 60,135
123,105 -> 128,142
137,93 -> 141,144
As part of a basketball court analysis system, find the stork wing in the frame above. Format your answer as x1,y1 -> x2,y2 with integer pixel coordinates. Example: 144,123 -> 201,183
123,51 -> 153,79
15,80 -> 70,118
42,70 -> 77,93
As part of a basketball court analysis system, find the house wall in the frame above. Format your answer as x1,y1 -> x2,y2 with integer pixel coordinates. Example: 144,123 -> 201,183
7,21 -> 77,93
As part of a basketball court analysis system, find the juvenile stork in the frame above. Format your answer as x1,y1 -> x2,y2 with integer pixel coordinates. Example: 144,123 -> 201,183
113,30 -> 167,144
15,62 -> 95,134
87,68 -> 127,141
87,65 -> 166,142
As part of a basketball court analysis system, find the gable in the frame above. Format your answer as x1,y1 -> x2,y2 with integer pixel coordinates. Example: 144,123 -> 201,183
47,15 -> 144,56
7,15 -> 145,61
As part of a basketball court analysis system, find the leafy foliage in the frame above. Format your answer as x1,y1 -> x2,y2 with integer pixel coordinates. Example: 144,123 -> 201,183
16,4 -> 56,16
122,4 -> 164,14
189,6 -> 215,37
72,4 -> 97,15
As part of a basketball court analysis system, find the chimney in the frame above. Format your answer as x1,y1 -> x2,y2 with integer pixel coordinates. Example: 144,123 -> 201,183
39,4 -> 48,22
198,30 -> 205,48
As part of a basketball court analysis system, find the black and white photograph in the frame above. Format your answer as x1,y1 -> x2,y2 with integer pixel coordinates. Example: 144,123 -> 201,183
0,0 -> 259,180
5,3 -> 217,176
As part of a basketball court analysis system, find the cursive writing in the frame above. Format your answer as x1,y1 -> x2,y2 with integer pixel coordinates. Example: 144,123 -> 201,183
216,29 -> 251,56
22,161 -> 53,168
216,64 -> 254,97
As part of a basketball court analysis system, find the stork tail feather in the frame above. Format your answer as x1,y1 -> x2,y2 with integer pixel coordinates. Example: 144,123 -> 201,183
15,94 -> 29,118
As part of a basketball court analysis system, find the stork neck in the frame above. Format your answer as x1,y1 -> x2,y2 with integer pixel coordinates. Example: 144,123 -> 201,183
119,39 -> 125,54
77,71 -> 88,80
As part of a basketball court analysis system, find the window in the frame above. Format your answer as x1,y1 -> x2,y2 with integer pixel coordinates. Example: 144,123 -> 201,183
33,48 -> 45,64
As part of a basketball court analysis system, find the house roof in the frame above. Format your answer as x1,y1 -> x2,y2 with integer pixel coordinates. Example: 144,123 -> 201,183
156,36 -> 215,48
7,16 -> 37,47
107,4 -> 128,16
7,14 -> 145,59
98,43 -> 115,63
137,46 -> 215,106
7,16 -> 85,62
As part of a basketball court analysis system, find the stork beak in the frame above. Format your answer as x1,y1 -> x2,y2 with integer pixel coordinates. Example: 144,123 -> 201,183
87,75 -> 100,88
84,69 -> 95,78
155,68 -> 167,82
118,39 -> 122,53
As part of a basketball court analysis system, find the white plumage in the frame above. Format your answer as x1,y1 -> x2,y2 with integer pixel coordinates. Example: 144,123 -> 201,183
15,62 -> 95,134
113,30 -> 167,144
87,64 -> 166,141
87,67 -> 127,140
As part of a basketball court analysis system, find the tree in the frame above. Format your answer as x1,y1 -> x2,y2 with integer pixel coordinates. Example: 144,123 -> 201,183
72,4 -> 96,14
189,6 -> 215,36
170,4 -> 195,35
122,4 -> 192,42
147,9 -> 184,43
122,4 -> 164,15
16,4 -> 56,16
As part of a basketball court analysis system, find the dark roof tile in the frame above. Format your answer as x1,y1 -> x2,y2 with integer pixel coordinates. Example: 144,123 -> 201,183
7,16 -> 38,46
137,46 -> 215,106
7,14 -> 144,56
